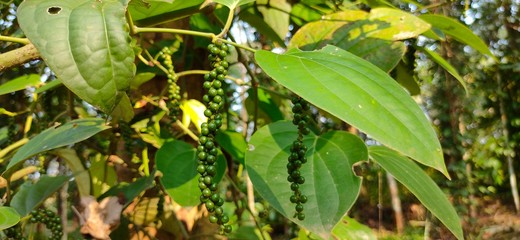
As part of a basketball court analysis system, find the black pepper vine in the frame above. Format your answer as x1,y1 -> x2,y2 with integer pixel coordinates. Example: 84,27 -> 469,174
3,208 -> 63,240
159,46 -> 181,122
196,40 -> 231,234
287,96 -> 311,220
29,208 -> 63,240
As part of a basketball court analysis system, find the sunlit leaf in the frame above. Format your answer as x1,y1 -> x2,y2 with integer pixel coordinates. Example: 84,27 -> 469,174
18,0 -> 136,116
0,207 -> 20,231
246,121 -> 366,239
213,0 -> 255,9
257,0 -> 291,41
255,46 -> 447,176
369,146 -> 463,240
11,175 -> 70,216
89,154 -> 117,197
331,216 -> 376,239
239,8 -> 286,47
0,74 -> 40,96
4,118 -> 110,176
289,8 -> 428,71
180,99 -> 207,133
52,148 -> 91,196
420,14 -> 495,59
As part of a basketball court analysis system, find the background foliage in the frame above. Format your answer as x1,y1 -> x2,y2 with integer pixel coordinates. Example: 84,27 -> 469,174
0,0 -> 518,239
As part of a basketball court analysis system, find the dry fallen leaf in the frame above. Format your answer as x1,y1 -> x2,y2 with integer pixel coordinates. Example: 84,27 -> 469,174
79,196 -> 124,240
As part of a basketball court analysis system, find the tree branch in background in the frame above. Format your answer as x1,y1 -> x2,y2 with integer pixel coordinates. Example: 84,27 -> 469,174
0,43 -> 40,71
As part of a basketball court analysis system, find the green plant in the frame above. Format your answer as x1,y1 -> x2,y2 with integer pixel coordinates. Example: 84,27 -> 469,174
0,0 -> 496,239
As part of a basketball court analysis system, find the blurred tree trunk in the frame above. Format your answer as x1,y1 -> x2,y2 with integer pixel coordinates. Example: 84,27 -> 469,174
497,72 -> 520,212
386,173 -> 404,234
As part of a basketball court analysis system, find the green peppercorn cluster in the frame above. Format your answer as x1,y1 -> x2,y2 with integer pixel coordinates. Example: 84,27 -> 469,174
197,41 -> 231,234
287,96 -> 311,220
3,223 -> 25,240
29,208 -> 63,240
159,46 -> 181,122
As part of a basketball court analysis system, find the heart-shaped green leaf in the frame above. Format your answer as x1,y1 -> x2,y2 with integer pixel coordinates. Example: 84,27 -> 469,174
245,121 -> 366,239
368,146 -> 463,240
156,140 -> 227,206
255,46 -> 448,177
10,175 -> 70,216
0,207 -> 20,231
4,118 -> 110,176
17,0 -> 136,116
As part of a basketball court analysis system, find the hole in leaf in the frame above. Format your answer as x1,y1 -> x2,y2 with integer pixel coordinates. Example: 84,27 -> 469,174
47,6 -> 62,15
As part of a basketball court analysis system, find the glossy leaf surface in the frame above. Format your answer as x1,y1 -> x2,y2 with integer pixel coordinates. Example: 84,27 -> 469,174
0,207 -> 20,231
369,146 -> 463,240
0,74 -> 40,96
17,0 -> 136,115
5,118 -> 110,175
255,46 -> 447,176
245,121 -> 366,239
156,140 -> 226,206
10,175 -> 70,216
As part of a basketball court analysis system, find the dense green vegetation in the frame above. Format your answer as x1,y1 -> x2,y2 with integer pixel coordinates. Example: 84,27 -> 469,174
0,0 -> 517,239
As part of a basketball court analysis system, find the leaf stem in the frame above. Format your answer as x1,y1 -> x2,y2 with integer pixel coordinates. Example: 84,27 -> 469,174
126,10 -> 137,35
0,35 -> 30,44
133,27 -> 256,53
175,70 -> 245,85
134,26 -> 215,39
216,7 -> 235,38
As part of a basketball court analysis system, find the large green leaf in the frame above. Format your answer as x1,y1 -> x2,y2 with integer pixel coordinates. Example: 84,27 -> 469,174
257,0 -> 291,40
4,118 -> 110,176
216,131 -> 248,164
245,121 -> 366,239
419,46 -> 467,92
255,46 -> 447,176
420,14 -> 494,59
331,216 -> 377,240
289,8 -> 427,71
17,0 -> 136,116
10,175 -> 70,216
369,146 -> 463,240
0,207 -> 20,231
0,74 -> 40,96
213,0 -> 255,9
156,140 -> 227,206
129,0 -> 204,26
